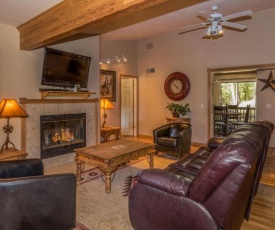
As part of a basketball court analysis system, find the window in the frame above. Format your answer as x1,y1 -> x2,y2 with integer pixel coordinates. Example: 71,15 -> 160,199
213,72 -> 257,107
220,81 -> 256,106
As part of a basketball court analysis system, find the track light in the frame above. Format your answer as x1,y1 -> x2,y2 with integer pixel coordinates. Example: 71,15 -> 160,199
100,55 -> 128,65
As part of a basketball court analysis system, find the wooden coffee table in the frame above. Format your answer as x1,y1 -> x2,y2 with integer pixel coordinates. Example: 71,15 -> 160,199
74,139 -> 156,193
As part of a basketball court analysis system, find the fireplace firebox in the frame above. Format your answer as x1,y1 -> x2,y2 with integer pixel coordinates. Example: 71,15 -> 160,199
40,113 -> 86,159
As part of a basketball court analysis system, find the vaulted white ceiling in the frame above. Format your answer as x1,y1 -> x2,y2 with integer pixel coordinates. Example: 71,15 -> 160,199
0,0 -> 275,41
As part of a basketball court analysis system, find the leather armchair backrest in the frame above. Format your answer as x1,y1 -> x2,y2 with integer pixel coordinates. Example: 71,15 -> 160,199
169,124 -> 179,137
0,159 -> 44,178
170,123 -> 191,137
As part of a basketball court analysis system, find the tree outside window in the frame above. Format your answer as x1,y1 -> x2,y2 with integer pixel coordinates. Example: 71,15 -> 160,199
220,82 -> 256,106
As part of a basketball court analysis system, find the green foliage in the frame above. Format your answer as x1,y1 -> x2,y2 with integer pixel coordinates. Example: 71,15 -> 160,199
221,82 -> 256,105
165,103 -> 191,116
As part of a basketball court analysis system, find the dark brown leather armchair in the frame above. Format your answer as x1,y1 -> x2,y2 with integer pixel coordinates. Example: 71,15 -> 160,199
0,158 -> 76,230
153,122 -> 192,158
129,121 -> 274,230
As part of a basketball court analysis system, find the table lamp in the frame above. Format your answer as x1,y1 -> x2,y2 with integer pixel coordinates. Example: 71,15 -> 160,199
100,99 -> 114,128
0,99 -> 28,152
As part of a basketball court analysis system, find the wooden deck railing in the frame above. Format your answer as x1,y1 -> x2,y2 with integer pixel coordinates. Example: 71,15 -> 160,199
237,106 -> 256,123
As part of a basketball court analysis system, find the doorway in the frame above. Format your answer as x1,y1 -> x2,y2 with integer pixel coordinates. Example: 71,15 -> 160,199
208,68 -> 258,139
120,75 -> 138,137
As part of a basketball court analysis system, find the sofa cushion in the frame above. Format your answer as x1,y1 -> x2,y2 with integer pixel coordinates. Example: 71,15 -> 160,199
158,137 -> 177,147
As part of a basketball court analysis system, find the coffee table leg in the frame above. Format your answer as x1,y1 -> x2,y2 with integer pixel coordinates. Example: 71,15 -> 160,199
105,172 -> 111,193
149,152 -> 154,168
76,160 -> 84,181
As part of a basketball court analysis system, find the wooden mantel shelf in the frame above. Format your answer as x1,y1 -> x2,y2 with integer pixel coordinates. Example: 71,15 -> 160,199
40,91 -> 95,99
19,97 -> 99,104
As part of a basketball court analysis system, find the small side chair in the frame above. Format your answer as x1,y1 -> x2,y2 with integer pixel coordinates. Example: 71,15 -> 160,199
153,122 -> 192,159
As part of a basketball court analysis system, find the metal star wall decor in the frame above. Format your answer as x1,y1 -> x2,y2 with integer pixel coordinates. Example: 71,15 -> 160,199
258,71 -> 275,92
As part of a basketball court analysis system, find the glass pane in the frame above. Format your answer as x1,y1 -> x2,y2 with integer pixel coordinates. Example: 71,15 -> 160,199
238,82 -> 256,107
221,82 -> 237,105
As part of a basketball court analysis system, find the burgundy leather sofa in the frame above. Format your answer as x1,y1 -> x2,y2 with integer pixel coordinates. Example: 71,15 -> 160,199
0,158 -> 76,230
129,121 -> 274,230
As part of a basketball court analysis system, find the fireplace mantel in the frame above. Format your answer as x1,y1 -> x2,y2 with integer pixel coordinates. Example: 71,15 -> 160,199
40,91 -> 96,99
20,97 -> 99,168
20,98 -> 98,104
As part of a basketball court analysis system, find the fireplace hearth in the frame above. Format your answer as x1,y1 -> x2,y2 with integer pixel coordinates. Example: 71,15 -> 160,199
40,113 -> 86,159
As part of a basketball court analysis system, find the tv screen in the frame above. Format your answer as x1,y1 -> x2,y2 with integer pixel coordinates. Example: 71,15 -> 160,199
41,47 -> 91,88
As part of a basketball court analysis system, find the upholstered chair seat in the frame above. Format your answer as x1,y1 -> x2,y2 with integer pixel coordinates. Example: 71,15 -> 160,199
157,137 -> 177,146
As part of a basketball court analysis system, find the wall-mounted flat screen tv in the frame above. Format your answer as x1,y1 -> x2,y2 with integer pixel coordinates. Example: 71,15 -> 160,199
41,47 -> 91,88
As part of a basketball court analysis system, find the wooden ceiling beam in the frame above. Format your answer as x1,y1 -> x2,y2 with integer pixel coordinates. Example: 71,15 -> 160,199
17,0 -> 207,50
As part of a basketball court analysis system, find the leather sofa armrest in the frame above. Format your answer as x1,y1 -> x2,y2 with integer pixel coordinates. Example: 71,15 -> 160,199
0,158 -> 44,179
136,169 -> 190,196
0,173 -> 76,229
207,137 -> 224,149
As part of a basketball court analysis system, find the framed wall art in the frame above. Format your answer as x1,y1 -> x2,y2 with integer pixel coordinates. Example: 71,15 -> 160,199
100,70 -> 116,101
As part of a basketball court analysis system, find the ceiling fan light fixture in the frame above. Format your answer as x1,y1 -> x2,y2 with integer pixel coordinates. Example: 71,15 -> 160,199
206,27 -> 212,36
217,25 -> 223,35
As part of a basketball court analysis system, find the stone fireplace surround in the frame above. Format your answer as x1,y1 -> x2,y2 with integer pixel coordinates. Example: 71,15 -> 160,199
20,98 -> 99,168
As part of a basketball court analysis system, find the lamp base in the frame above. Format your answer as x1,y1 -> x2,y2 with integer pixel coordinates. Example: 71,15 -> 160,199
1,121 -> 16,153
0,138 -> 16,153
102,121 -> 108,128
102,112 -> 109,128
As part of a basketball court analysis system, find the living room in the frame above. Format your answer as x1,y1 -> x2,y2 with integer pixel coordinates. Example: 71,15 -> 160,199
0,0 -> 275,229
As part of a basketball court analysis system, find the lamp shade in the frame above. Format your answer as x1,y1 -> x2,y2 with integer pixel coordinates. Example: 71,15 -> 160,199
100,99 -> 114,110
0,99 -> 28,118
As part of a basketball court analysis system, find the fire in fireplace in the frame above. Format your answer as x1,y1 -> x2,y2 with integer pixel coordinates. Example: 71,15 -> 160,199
40,113 -> 86,159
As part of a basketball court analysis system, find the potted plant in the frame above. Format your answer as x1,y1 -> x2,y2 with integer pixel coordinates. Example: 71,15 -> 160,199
166,103 -> 191,118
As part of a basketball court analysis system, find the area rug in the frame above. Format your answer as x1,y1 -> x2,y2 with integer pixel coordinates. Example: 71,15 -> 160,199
45,156 -> 175,230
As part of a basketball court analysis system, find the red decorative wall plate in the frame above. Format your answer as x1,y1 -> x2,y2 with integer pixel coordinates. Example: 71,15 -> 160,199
164,72 -> 191,101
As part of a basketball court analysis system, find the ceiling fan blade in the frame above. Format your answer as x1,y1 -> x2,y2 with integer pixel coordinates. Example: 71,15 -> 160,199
222,21 -> 247,30
178,22 -> 207,31
197,11 -> 211,20
223,10 -> 253,21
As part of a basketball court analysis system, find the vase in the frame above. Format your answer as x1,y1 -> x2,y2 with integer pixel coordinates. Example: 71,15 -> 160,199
172,113 -> 179,118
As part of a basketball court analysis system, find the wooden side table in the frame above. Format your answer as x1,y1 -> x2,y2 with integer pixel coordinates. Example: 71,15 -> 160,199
0,148 -> 28,161
100,126 -> 121,143
165,116 -> 191,124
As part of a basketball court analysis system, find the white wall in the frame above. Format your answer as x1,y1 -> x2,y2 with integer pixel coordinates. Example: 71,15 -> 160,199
0,23 -> 100,149
137,8 -> 275,145
100,40 -> 138,127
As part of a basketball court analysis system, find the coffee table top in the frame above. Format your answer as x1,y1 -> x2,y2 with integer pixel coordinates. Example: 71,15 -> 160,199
74,139 -> 155,161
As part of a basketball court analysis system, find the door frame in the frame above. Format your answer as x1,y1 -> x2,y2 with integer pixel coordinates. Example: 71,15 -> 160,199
120,74 -> 139,136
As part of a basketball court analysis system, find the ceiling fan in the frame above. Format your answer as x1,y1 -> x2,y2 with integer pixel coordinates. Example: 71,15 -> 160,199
178,5 -> 253,39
